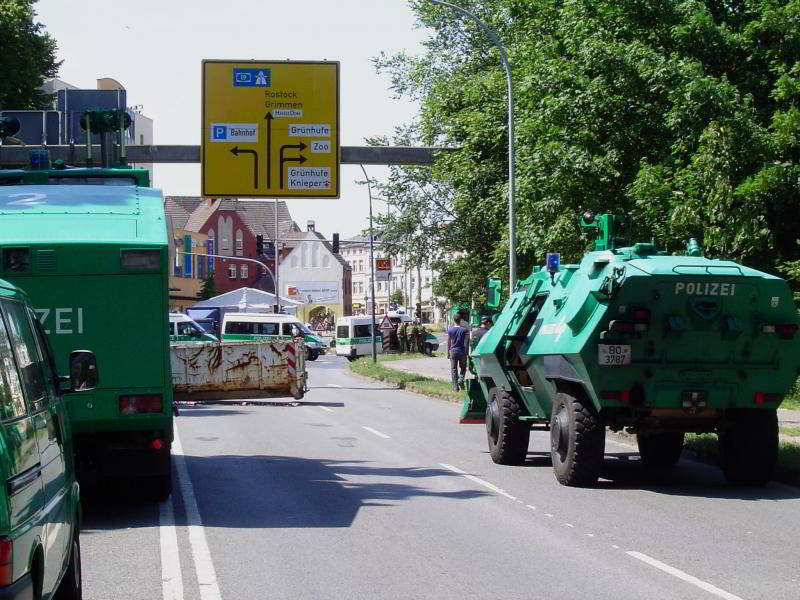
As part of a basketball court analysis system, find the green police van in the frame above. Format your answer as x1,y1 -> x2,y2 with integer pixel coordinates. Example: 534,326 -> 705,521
0,277 -> 98,600
221,312 -> 324,360
169,313 -> 218,343
334,316 -> 383,361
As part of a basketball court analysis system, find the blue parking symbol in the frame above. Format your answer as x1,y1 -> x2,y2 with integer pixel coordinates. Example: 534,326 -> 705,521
212,125 -> 227,140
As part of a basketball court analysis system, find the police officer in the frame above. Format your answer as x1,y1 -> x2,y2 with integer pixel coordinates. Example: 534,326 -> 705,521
399,321 -> 409,353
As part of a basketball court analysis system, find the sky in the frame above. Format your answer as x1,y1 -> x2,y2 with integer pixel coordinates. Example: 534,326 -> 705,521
35,0 -> 430,238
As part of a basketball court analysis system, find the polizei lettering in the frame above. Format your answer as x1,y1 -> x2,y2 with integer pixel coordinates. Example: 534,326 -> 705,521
34,308 -> 84,334
674,282 -> 736,296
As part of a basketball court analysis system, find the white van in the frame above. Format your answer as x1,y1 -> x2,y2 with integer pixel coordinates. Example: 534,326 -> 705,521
221,312 -> 324,360
169,313 -> 218,342
335,316 -> 383,361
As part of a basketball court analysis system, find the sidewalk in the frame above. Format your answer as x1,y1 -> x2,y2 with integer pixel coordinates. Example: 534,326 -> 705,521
381,356 -> 800,429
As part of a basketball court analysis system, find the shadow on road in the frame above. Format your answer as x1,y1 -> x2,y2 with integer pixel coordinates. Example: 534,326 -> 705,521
519,450 -> 800,500
176,455 -> 490,529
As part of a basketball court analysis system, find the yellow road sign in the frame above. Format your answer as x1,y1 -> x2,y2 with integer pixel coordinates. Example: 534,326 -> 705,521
202,60 -> 340,198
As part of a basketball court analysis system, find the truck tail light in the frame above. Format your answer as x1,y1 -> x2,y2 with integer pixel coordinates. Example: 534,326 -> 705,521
119,394 -> 163,414
600,390 -> 630,403
609,320 -> 647,333
0,538 -> 12,585
761,324 -> 797,339
753,392 -> 781,405
632,308 -> 650,322
121,249 -> 161,270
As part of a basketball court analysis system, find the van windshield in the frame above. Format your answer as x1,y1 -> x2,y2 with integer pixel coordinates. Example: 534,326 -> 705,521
337,326 -> 348,338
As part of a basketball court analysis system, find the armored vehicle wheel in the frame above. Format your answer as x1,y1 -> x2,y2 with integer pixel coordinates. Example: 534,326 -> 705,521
719,409 -> 778,486
550,390 -> 605,486
486,388 -> 530,465
637,432 -> 684,468
54,525 -> 81,600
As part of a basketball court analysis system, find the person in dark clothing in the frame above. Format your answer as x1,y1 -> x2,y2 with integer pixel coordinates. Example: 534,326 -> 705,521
471,316 -> 493,349
448,314 -> 470,391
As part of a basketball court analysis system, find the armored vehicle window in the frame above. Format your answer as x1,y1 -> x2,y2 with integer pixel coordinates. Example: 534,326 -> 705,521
2,247 -> 30,273
0,307 -> 27,420
282,323 -> 294,336
337,325 -> 349,338
2,300 -> 47,409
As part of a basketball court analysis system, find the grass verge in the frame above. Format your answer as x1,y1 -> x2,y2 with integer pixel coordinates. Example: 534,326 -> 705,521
685,433 -> 800,486
781,379 -> 800,410
348,354 -> 462,403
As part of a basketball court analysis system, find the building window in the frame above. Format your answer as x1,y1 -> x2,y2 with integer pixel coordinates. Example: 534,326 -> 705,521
291,255 -> 299,268
235,230 -> 243,256
240,264 -> 248,278
323,255 -> 330,268
222,236 -> 229,250
228,264 -> 236,279
377,281 -> 382,292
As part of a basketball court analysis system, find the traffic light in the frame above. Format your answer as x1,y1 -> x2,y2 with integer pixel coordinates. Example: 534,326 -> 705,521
416,303 -> 422,319
256,234 -> 264,255
332,233 -> 340,254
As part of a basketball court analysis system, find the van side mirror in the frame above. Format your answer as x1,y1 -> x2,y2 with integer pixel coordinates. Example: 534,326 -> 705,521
65,350 -> 98,393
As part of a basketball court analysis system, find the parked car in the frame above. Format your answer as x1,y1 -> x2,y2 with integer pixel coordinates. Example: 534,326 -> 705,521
0,277 -> 98,599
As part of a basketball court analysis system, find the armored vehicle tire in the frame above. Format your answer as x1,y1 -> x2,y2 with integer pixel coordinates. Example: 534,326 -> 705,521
486,388 -> 530,465
637,432 -> 685,468
550,390 -> 605,486
54,527 -> 81,600
719,409 -> 778,486
307,350 -> 319,361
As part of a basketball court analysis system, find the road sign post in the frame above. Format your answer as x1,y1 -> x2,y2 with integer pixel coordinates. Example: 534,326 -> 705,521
202,60 -> 340,198
379,315 -> 393,354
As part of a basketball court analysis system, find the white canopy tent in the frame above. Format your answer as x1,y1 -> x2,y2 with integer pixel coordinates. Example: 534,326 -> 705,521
191,287 -> 303,315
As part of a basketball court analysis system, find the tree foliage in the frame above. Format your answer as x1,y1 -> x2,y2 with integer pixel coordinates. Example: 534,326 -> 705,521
373,0 -> 800,302
0,0 -> 60,110
200,272 -> 217,300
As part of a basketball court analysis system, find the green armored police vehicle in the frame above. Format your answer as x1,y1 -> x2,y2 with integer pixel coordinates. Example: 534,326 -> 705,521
461,213 -> 800,487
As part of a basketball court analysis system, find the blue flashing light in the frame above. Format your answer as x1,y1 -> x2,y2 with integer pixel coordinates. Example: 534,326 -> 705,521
546,252 -> 561,274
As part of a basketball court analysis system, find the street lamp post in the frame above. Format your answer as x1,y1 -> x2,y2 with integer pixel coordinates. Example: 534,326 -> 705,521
429,0 -> 517,291
360,164 -> 378,363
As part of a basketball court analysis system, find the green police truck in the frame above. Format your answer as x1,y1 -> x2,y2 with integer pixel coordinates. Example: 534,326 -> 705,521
462,213 -> 800,487
0,154 -> 173,500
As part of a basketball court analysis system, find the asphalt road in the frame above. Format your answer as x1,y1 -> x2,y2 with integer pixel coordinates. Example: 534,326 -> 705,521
81,354 -> 800,599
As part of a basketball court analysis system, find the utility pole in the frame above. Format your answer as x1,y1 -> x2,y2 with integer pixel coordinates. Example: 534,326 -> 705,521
274,198 -> 280,313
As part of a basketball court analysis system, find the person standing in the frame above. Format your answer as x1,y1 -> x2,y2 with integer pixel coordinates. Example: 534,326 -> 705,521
471,316 -> 493,350
448,314 -> 470,391
399,321 -> 408,353
417,322 -> 427,355
410,320 -> 420,353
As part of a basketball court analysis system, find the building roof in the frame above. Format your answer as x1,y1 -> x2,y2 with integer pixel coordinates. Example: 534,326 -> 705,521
283,230 -> 351,271
173,196 -> 293,240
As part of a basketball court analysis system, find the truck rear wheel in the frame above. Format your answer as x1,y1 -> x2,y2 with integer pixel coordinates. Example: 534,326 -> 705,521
719,409 -> 778,486
637,432 -> 684,468
486,388 -> 530,464
550,389 -> 605,486
147,452 -> 172,502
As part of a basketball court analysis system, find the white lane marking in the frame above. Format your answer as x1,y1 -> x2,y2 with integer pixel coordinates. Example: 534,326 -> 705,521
544,513 -> 554,518
362,426 -> 391,439
612,545 -> 620,549
439,463 -> 517,501
627,551 -> 745,600
173,427 -> 223,600
526,505 -> 537,511
563,523 -> 574,528
159,495 -> 184,600
317,406 -> 335,413
586,533 -> 595,538
326,383 -> 342,388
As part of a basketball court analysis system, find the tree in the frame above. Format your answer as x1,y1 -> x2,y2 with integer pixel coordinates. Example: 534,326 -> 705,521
199,273 -> 217,300
389,288 -> 405,306
0,0 -> 61,110
374,0 -> 800,302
